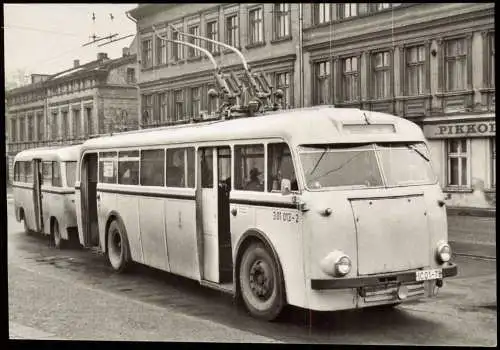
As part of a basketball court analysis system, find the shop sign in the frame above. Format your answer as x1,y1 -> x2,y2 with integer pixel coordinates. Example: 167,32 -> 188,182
423,121 -> 495,139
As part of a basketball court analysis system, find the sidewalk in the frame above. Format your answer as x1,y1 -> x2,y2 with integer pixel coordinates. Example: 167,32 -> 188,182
448,214 -> 496,259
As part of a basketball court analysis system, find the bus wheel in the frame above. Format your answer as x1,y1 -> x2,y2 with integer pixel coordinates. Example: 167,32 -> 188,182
107,220 -> 131,273
239,242 -> 285,321
51,219 -> 64,249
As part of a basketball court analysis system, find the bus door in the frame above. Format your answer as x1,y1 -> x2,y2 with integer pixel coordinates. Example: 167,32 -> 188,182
198,146 -> 232,284
79,153 -> 99,247
32,158 -> 43,232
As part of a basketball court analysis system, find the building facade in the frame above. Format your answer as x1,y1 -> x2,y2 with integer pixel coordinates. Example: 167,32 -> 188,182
129,3 -> 495,210
6,48 -> 139,182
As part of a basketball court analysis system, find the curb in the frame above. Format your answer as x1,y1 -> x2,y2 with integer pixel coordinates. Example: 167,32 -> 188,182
449,240 -> 496,260
446,207 -> 496,218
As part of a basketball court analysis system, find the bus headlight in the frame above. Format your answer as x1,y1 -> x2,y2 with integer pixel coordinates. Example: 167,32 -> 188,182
320,251 -> 352,277
436,241 -> 452,263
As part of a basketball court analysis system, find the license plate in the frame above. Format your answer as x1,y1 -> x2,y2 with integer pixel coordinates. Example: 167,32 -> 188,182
416,269 -> 443,281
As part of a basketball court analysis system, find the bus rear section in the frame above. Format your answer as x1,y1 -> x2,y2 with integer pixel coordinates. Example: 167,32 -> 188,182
297,142 -> 457,311
12,146 -> 81,249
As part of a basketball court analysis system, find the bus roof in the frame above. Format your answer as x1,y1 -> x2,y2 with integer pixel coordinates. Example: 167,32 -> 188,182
14,144 -> 82,162
80,107 -> 426,152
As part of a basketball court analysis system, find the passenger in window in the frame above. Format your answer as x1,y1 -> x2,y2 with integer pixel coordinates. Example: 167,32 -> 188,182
246,168 -> 264,191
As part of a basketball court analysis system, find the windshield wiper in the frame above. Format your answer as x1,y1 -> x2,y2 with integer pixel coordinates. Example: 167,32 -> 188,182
308,148 -> 327,176
407,145 -> 430,162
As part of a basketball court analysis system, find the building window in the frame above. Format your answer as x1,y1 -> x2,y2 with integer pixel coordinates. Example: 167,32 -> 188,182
172,30 -> 183,61
126,68 -> 136,84
188,25 -> 201,58
61,111 -> 68,140
314,4 -> 332,25
315,61 -> 331,105
225,15 -> 239,47
50,113 -> 57,139
174,90 -> 184,121
191,87 -> 201,118
445,38 -> 467,92
407,46 -> 426,96
206,21 -> 218,53
156,36 -> 167,65
160,93 -> 168,122
343,56 -> 359,102
447,139 -> 469,187
274,4 -> 290,39
19,117 -> 25,142
249,8 -> 263,45
141,39 -> 152,68
85,107 -> 94,136
276,72 -> 291,109
489,33 -> 495,87
491,138 -> 496,188
37,113 -> 44,141
27,115 -> 34,141
339,3 -> 358,19
11,119 -> 16,142
73,109 -> 81,139
142,95 -> 153,125
373,51 -> 391,99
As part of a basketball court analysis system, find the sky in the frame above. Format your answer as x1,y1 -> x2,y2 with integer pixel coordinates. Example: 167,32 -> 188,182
4,3 -> 137,84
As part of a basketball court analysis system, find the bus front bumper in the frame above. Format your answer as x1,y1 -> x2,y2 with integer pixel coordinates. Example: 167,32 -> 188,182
311,263 -> 457,290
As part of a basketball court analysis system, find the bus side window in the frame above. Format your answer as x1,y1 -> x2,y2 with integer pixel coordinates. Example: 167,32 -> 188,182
201,148 -> 213,188
52,161 -> 62,187
167,148 -> 195,188
268,143 -> 298,192
118,150 -> 139,185
42,161 -> 52,186
140,149 -> 165,187
234,144 -> 264,192
25,162 -> 33,183
99,152 -> 117,184
14,162 -> 18,182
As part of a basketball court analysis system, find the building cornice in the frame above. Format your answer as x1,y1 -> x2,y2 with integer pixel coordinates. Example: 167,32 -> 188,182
303,7 -> 494,52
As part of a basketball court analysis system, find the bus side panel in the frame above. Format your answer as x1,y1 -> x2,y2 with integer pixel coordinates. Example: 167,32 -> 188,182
41,189 -> 53,236
165,199 -> 198,280
23,188 -> 35,231
106,193 -> 143,264
139,197 -> 169,272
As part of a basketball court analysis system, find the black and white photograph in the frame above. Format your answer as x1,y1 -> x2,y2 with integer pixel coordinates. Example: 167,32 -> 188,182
4,2 -> 496,345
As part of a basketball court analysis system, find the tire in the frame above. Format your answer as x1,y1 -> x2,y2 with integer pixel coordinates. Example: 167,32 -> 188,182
107,220 -> 131,273
239,242 -> 285,321
51,219 -> 65,249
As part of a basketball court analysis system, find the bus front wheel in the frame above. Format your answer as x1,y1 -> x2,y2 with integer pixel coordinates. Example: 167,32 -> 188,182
239,242 -> 285,321
107,220 -> 131,273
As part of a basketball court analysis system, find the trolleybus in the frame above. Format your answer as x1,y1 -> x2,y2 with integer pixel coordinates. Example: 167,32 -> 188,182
74,106 -> 457,320
13,145 -> 82,249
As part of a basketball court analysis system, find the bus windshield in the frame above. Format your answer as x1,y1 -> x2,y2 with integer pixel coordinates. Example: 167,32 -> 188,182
299,142 -> 436,190
66,161 -> 77,187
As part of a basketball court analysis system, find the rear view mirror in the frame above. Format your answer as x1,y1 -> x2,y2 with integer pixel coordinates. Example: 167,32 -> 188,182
281,179 -> 291,196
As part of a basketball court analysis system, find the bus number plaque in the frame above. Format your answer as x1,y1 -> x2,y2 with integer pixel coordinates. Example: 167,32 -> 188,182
272,210 -> 299,223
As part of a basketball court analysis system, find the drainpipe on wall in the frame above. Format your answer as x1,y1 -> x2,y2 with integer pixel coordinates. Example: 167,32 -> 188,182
126,10 -> 140,130
298,4 -> 304,108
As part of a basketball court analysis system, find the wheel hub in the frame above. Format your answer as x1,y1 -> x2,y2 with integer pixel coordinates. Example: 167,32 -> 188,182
249,260 -> 273,300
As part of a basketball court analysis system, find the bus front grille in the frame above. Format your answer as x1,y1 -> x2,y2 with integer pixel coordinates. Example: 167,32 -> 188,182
362,282 -> 425,303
